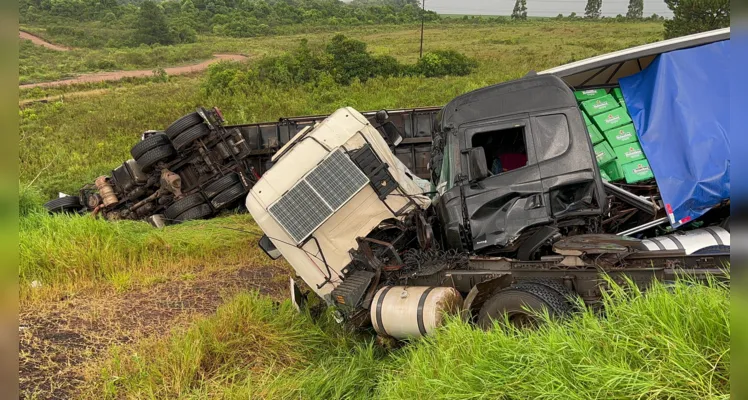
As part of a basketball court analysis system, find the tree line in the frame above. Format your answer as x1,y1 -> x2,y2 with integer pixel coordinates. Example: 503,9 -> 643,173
20,0 -> 729,46
20,0 -> 439,45
510,0 -> 728,38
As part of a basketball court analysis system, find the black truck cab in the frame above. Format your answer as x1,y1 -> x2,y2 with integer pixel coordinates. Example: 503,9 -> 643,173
432,75 -> 607,257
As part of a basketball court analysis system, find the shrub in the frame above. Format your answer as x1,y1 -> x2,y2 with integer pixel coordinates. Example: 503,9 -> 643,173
325,34 -> 379,84
202,61 -> 252,95
201,36 -> 476,94
414,50 -> 478,78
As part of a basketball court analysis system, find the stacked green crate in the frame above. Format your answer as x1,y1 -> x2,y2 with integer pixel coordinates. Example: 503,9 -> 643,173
574,87 -> 653,183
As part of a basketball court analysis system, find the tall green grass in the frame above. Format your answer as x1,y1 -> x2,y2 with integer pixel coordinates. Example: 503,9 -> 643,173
19,193 -> 280,298
94,278 -> 730,399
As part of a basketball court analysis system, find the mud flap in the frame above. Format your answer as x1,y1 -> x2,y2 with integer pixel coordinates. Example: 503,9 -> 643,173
290,277 -> 305,312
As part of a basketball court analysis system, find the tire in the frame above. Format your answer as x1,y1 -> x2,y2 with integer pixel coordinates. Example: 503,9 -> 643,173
515,278 -> 579,308
204,173 -> 242,199
130,133 -> 171,159
210,183 -> 247,210
164,192 -> 208,221
135,144 -> 175,173
477,283 -> 571,330
175,203 -> 214,222
165,112 -> 203,139
172,123 -> 210,151
44,196 -> 83,213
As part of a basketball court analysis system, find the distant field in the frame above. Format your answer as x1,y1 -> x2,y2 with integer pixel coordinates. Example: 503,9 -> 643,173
19,20 -> 663,85
18,20 -> 727,400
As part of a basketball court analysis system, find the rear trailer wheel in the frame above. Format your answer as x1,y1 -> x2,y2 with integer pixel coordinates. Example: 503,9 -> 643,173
136,144 -> 175,173
210,183 -> 247,210
130,133 -> 171,159
172,123 -> 209,151
175,203 -> 214,222
165,112 -> 203,139
44,196 -> 83,214
204,173 -> 241,199
164,192 -> 208,221
477,283 -> 571,330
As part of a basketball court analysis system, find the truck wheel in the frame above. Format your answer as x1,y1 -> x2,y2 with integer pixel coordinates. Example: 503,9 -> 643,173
515,278 -> 579,308
136,144 -> 175,173
210,183 -> 247,210
477,283 -> 571,330
165,112 -> 203,139
204,173 -> 241,199
172,123 -> 210,151
44,196 -> 83,214
130,132 -> 171,159
164,192 -> 208,221
175,203 -> 214,222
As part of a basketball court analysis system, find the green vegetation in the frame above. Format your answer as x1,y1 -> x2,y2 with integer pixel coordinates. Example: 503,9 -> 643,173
664,0 -> 730,38
627,0 -> 644,19
511,0 -> 527,20
94,279 -> 729,398
20,0 -> 438,47
202,34 -> 476,95
19,205 -> 273,293
585,0 -> 602,19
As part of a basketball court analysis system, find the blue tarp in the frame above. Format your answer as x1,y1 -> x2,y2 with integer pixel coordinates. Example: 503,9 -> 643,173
619,40 -> 730,228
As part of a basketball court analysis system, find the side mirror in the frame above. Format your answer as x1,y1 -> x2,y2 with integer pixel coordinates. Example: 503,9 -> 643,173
374,110 -> 402,146
258,234 -> 282,260
465,147 -> 490,182
382,122 -> 403,146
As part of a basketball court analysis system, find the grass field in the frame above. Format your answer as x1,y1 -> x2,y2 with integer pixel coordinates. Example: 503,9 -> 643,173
18,20 -> 730,400
19,20 -> 663,85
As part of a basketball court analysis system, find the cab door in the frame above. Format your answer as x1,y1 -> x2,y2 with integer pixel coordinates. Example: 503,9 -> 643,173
459,115 -> 551,252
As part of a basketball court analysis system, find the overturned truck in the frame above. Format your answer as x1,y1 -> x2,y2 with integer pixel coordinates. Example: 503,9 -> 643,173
246,29 -> 730,337
45,29 -> 730,336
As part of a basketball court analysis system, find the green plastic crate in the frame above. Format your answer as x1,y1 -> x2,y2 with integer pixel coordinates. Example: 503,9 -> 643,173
600,169 -> 612,181
603,123 -> 638,147
622,159 -> 654,183
583,111 -> 592,126
611,87 -> 624,102
601,160 -> 625,181
574,89 -> 607,102
593,142 -> 615,166
587,124 -> 605,144
593,107 -> 632,132
580,94 -> 619,117
614,142 -> 645,163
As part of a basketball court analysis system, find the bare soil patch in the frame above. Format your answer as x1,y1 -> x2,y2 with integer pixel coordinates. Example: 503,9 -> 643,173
19,264 -> 290,399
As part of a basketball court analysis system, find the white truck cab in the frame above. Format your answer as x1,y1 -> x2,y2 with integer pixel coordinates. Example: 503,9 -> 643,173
246,107 -> 430,302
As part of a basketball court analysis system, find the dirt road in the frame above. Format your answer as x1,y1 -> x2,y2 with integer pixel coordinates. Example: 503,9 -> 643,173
20,54 -> 248,89
19,30 -> 248,89
19,31 -> 70,51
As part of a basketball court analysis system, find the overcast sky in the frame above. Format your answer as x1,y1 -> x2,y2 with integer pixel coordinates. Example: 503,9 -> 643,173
422,0 -> 673,18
